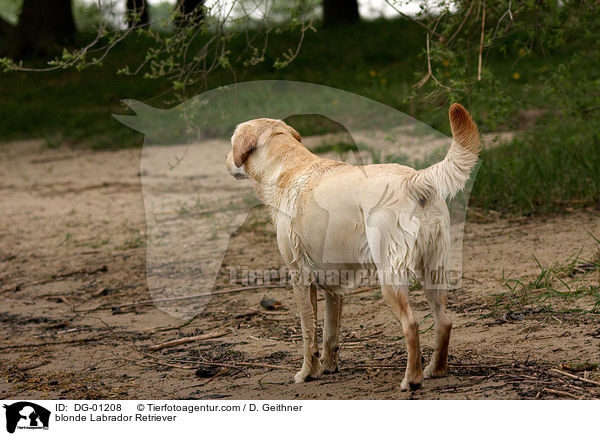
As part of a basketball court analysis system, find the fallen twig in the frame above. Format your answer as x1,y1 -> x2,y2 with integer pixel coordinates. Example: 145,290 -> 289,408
348,365 -> 406,371
79,284 -> 289,313
173,368 -> 230,393
234,362 -> 294,371
148,331 -> 230,351
147,357 -> 294,372
151,313 -> 203,332
0,337 -> 100,350
234,310 -> 261,319
153,308 -> 274,333
462,275 -> 483,284
550,368 -> 600,387
541,388 -> 585,399
16,360 -> 51,371
1,266 -> 108,293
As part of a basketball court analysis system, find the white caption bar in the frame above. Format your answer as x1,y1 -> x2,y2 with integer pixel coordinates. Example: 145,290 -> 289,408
0,400 -> 595,436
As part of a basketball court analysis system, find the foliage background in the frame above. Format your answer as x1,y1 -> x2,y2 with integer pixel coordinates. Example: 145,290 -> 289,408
0,0 -> 598,215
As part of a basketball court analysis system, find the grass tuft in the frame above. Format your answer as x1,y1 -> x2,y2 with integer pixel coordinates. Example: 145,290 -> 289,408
490,235 -> 600,320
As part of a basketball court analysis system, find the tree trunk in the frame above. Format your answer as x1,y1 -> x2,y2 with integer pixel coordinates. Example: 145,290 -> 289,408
322,0 -> 360,28
175,0 -> 204,28
126,0 -> 149,28
10,0 -> 76,57
0,16 -> 14,38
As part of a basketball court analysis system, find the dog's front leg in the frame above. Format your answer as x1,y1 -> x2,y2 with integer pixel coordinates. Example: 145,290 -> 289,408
293,280 -> 320,383
320,291 -> 343,374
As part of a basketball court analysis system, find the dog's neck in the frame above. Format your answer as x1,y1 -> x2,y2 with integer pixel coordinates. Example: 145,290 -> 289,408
247,144 -> 319,213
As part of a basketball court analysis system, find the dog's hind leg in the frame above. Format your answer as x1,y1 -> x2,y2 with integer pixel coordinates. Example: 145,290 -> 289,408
320,290 -> 343,374
423,286 -> 452,378
292,276 -> 320,383
381,285 -> 423,391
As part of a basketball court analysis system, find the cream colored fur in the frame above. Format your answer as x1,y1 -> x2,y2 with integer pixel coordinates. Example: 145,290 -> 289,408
225,104 -> 480,390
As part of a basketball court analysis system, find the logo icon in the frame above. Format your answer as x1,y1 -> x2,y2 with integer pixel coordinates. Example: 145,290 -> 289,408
3,402 -> 50,434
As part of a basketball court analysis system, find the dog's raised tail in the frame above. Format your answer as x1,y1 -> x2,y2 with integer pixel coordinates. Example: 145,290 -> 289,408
407,103 -> 481,203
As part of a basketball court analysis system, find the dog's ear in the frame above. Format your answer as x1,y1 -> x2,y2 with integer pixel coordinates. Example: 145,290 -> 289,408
233,124 -> 258,167
284,124 -> 302,142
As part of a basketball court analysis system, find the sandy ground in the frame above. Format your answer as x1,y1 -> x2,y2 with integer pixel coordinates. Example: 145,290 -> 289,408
0,138 -> 599,400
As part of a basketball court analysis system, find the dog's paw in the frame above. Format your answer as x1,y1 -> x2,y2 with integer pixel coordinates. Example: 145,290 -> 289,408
400,378 -> 422,391
400,372 -> 424,391
318,358 -> 339,375
424,363 -> 447,379
294,368 -> 317,383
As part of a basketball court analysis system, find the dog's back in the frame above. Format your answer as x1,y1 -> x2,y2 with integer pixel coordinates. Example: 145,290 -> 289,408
280,105 -> 479,290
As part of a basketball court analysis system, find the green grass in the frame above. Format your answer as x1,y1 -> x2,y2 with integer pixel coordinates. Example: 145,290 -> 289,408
488,236 -> 600,320
471,116 -> 600,214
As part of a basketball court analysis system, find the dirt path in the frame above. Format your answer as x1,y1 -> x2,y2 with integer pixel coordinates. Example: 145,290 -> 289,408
0,140 -> 599,400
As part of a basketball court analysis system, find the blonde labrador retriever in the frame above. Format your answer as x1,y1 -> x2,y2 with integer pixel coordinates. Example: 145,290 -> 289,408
225,104 -> 480,390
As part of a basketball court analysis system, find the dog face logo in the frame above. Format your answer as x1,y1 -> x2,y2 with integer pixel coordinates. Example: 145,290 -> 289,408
3,402 -> 50,433
115,80 -> 479,320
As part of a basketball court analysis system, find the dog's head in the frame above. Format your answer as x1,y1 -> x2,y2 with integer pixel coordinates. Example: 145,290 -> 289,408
226,118 -> 302,180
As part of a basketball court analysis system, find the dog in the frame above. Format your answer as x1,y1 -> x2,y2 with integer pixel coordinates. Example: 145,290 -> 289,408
225,104 -> 480,390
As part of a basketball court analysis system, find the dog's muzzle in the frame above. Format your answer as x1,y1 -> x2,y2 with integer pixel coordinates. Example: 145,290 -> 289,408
226,151 -> 249,179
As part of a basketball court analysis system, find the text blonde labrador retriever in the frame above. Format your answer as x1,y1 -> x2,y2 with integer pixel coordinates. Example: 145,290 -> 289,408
225,104 -> 480,390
